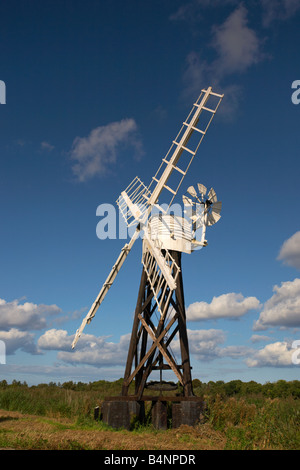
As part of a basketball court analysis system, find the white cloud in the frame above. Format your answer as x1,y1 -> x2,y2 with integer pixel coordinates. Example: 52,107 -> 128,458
211,4 -> 263,76
277,231 -> 300,269
38,328 -> 73,351
0,298 -> 61,331
187,292 -> 261,321
70,118 -> 143,182
183,51 -> 208,99
253,278 -> 300,330
246,341 -> 295,367
250,334 -> 271,343
38,328 -> 131,367
59,333 -> 131,367
39,327 -> 254,369
172,329 -> 252,362
0,328 -> 38,355
184,329 -> 226,360
40,141 -> 54,152
179,1 -> 300,107
221,345 -> 253,358
182,5 -> 264,115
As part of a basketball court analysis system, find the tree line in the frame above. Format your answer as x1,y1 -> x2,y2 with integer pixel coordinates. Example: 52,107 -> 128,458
1,378 -> 300,399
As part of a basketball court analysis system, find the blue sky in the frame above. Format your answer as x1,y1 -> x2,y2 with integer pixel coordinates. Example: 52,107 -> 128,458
1,0 -> 300,385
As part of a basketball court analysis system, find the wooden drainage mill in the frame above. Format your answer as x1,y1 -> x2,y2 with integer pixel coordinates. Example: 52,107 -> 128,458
72,87 -> 224,429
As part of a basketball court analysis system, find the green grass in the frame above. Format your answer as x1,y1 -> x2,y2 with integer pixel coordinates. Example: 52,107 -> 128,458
206,394 -> 300,449
0,379 -> 300,449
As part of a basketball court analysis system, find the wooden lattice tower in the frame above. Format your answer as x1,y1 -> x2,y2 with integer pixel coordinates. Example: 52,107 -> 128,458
122,249 -> 193,398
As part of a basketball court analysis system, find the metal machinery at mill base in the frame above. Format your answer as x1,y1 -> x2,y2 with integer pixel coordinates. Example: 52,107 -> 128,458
72,87 -> 224,429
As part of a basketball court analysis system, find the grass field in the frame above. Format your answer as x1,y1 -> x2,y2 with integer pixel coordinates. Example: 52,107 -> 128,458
0,379 -> 299,450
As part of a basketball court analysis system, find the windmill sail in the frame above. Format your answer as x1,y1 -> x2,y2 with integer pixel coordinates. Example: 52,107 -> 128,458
72,227 -> 140,348
146,87 -> 224,209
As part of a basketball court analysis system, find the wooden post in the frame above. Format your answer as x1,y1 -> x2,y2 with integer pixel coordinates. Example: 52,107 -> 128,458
122,267 -> 147,396
173,250 -> 193,397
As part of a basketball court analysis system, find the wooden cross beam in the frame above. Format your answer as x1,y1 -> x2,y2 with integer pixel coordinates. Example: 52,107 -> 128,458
124,312 -> 182,387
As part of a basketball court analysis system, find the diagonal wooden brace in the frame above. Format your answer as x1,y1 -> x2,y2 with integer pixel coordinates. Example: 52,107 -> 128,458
138,313 -> 183,385
124,313 -> 181,386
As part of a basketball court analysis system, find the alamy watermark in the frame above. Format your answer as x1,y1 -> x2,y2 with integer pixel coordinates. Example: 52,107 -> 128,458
292,340 -> 300,365
0,340 -> 6,364
0,80 -> 6,104
95,201 -> 206,250
291,80 -> 300,105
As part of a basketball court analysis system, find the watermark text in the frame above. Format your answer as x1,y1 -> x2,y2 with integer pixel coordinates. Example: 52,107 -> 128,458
0,340 -> 6,364
0,80 -> 6,104
95,201 -> 205,250
291,80 -> 300,105
292,340 -> 300,365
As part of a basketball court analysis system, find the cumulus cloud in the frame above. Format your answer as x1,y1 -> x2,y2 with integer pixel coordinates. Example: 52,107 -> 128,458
181,329 -> 226,361
182,4 -> 264,116
39,327 -> 252,367
277,231 -> 300,270
38,329 -> 131,367
250,334 -> 271,343
187,292 -> 261,321
0,328 -> 38,355
254,278 -> 300,330
38,329 -> 73,351
177,1 -> 300,111
211,4 -> 263,76
246,341 -> 296,367
171,329 -> 252,362
0,298 -> 61,331
70,118 -> 143,182
59,333 -> 131,367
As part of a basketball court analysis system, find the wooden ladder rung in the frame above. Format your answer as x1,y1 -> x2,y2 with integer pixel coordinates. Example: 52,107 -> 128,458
181,145 -> 195,155
202,106 -> 216,114
183,121 -> 205,135
154,175 -> 177,194
162,158 -> 186,175
191,125 -> 205,135
201,88 -> 224,98
193,103 -> 216,114
163,184 -> 177,195
173,140 -> 195,156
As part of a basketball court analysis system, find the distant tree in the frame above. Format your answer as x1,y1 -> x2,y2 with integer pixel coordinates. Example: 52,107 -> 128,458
0,380 -> 7,388
262,382 -> 275,398
274,380 -> 289,398
192,379 -> 202,389
290,381 -> 300,398
11,380 -> 22,387
225,380 -> 243,396
241,381 -> 262,396
62,381 -> 76,390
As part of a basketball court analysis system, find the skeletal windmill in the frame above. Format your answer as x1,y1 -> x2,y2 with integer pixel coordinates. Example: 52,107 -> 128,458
72,87 -> 223,398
